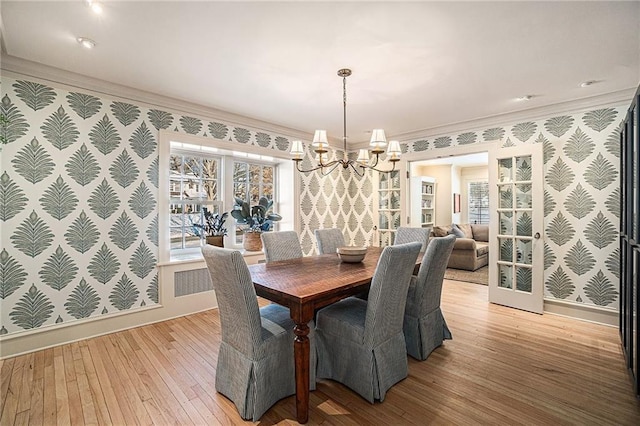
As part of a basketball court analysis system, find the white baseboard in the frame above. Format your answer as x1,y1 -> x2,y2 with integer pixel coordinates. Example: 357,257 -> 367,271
544,299 -> 618,327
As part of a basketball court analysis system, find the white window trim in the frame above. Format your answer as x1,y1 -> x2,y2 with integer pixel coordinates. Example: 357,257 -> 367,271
158,130 -> 300,264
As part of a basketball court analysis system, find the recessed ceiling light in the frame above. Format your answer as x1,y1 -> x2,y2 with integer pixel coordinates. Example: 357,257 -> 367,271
77,37 -> 96,49
580,80 -> 597,88
516,95 -> 533,101
85,0 -> 103,14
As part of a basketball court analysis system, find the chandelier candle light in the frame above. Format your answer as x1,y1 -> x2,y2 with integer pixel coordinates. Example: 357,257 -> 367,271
290,68 -> 401,176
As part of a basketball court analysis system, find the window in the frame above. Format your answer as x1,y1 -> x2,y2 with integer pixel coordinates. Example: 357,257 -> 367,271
166,140 -> 280,255
231,160 -> 276,245
468,181 -> 489,224
169,151 -> 222,250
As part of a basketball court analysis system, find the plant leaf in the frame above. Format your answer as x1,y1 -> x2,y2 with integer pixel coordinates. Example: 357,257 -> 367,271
66,92 -> 102,119
543,138 -> 556,164
146,215 -> 158,246
544,115 -> 574,137
109,211 -> 139,250
546,212 -> 575,246
65,210 -> 99,254
129,181 -> 155,219
39,245 -> 78,291
255,132 -> 271,147
233,127 -> 251,143
146,156 -> 159,188
90,114 -> 121,155
0,94 -> 29,144
563,183 -> 595,219
0,249 -> 27,299
413,139 -> 429,151
13,80 -> 56,111
147,274 -> 158,304
110,101 -> 140,127
274,136 -> 289,151
129,121 -> 157,159
40,106 -> 79,150
0,172 -> 28,221
39,175 -> 78,220
584,270 -> 617,306
457,132 -> 477,145
546,266 -> 574,299
584,152 -> 617,190
110,273 -> 139,310
11,211 -> 54,257
545,157 -> 574,192
88,178 -> 120,220
147,109 -> 173,130
582,108 -> 617,132
543,190 -> 556,217
66,143 -> 100,186
482,127 -> 505,142
109,149 -> 139,188
180,116 -> 203,135
584,211 -> 616,249
128,241 -> 156,279
11,137 -> 55,184
65,278 -> 100,319
10,284 -> 54,329
564,240 -> 595,276
434,136 -> 451,148
544,243 -> 556,270
605,248 -> 620,279
511,121 -> 537,142
605,187 -> 620,219
563,127 -> 594,163
88,243 -> 120,284
604,122 -> 623,158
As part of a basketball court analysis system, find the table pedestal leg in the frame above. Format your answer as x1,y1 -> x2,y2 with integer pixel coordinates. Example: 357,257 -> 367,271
293,322 -> 310,424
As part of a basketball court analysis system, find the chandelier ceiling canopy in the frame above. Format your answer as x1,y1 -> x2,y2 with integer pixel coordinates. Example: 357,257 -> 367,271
290,68 -> 401,176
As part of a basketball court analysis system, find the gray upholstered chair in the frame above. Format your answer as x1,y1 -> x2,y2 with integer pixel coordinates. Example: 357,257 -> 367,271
261,230 -> 303,263
314,228 -> 346,254
403,234 -> 456,360
394,226 -> 431,252
201,245 -> 316,421
315,242 -> 422,403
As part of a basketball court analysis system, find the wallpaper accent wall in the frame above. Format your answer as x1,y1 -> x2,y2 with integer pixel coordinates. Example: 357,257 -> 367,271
0,75 -> 331,337
379,107 -> 623,310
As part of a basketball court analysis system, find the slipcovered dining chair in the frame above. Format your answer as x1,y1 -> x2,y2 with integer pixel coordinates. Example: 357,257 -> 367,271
201,245 -> 316,421
315,242 -> 422,403
394,226 -> 431,252
261,230 -> 303,263
403,234 -> 456,360
314,228 -> 346,254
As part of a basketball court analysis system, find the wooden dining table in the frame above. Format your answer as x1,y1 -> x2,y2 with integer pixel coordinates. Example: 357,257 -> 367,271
248,246 -> 422,424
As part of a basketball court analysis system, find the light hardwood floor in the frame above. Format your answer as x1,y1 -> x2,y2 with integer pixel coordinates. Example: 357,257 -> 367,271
1,279 -> 639,425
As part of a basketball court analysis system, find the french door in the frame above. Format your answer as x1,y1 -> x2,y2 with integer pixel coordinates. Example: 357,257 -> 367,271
489,144 -> 544,313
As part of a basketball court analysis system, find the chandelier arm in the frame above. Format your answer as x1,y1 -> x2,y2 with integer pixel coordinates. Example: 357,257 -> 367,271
294,159 -> 340,174
363,161 -> 397,174
348,161 -> 366,177
321,161 -> 343,177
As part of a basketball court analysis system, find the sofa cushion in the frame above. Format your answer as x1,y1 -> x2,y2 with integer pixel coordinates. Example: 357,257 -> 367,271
472,224 -> 489,242
455,223 -> 474,239
476,242 -> 489,256
432,225 -> 451,237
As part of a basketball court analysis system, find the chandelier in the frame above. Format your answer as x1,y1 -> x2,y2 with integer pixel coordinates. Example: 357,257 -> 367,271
290,68 -> 401,176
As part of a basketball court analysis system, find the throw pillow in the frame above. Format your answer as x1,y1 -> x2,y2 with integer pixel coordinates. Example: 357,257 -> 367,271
449,226 -> 465,238
432,225 -> 450,237
455,223 -> 473,239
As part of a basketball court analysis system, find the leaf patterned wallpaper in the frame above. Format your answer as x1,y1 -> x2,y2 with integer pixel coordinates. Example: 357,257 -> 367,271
368,106 -> 623,309
0,73 -> 625,341
0,75 -> 348,338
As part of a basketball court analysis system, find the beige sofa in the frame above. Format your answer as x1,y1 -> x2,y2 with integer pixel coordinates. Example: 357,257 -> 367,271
431,224 -> 489,271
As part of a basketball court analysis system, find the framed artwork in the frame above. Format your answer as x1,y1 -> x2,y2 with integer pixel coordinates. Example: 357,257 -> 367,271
453,193 -> 461,213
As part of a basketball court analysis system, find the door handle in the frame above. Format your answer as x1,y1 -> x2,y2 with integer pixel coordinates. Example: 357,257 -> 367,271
534,232 -> 541,239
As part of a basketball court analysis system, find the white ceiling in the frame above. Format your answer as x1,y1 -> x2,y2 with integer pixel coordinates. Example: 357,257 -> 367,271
1,1 -> 639,145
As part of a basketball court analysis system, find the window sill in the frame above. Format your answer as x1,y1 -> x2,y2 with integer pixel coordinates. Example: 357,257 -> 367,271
158,248 -> 265,267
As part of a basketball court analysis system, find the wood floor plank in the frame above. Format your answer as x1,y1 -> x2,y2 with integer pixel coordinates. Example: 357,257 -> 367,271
1,280 -> 639,425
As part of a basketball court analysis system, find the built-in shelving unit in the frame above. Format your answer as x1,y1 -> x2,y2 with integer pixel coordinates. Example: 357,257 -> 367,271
410,176 -> 436,228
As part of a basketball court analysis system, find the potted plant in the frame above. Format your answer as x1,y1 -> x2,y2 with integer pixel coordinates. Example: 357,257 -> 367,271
194,209 -> 228,247
231,196 -> 282,251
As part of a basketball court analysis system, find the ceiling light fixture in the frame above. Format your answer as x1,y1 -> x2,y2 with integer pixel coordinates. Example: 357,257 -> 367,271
76,37 -> 96,49
85,0 -> 103,14
580,80 -> 597,88
290,68 -> 400,176
516,95 -> 533,101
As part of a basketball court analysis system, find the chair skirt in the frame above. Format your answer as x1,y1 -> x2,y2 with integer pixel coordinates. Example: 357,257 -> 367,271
403,307 -> 452,361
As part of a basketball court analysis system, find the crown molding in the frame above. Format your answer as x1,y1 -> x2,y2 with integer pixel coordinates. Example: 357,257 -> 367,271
0,54 -> 345,147
351,88 -> 634,150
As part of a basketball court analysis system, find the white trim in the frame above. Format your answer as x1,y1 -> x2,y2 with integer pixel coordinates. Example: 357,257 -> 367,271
544,299 -> 618,327
351,90 -> 633,149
